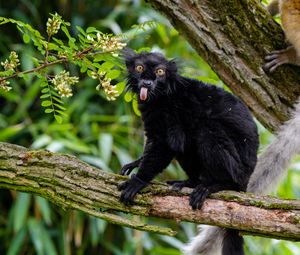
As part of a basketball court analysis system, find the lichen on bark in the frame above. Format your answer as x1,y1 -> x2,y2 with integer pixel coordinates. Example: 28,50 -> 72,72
1,142 -> 300,241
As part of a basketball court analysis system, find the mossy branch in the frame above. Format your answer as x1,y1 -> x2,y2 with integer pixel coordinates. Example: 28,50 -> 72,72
1,142 -> 300,240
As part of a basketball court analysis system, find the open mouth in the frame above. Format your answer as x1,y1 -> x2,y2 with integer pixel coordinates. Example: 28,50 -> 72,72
139,87 -> 148,101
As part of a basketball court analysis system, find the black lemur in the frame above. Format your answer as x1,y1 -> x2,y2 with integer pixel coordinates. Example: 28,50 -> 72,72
118,49 -> 259,255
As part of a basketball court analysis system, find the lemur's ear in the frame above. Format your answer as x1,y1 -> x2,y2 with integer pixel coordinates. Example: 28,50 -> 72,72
168,59 -> 178,73
122,48 -> 137,64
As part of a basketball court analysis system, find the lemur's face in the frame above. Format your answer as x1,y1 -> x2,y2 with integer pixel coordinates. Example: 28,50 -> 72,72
124,49 -> 177,101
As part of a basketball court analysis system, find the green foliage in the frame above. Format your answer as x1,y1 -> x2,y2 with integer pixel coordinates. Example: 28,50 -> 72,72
0,13 -> 127,122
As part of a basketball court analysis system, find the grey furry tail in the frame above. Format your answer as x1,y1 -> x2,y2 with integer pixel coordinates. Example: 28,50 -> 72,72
182,225 -> 225,255
247,99 -> 300,194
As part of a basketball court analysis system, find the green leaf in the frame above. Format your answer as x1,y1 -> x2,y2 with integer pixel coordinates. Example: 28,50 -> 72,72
99,133 -> 113,164
52,37 -> 64,46
61,25 -> 71,39
79,155 -> 110,171
39,81 -> 48,87
101,61 -> 114,71
41,88 -> 50,93
52,96 -> 64,104
68,38 -> 78,50
53,103 -> 66,111
86,26 -> 97,33
124,92 -> 132,102
47,42 -> 60,51
92,63 -> 102,69
54,114 -> 63,124
87,70 -> 94,78
23,34 -> 31,44
50,89 -> 60,97
40,94 -> 50,99
76,26 -> 86,35
55,110 -> 67,116
13,193 -> 31,232
7,226 -> 27,255
80,64 -> 87,73
132,99 -> 141,116
45,109 -> 54,113
40,227 -> 57,255
115,81 -> 126,94
0,125 -> 24,141
35,197 -> 52,225
106,69 -> 120,80
41,100 -> 52,107
28,219 -> 44,255
114,147 -> 133,166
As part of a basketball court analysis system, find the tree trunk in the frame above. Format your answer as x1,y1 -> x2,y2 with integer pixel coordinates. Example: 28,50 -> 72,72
146,0 -> 300,131
1,142 -> 300,240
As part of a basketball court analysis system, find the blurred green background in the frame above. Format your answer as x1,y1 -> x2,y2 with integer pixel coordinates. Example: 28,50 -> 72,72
0,0 -> 299,254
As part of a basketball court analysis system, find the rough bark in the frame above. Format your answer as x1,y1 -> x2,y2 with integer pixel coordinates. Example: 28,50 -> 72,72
146,0 -> 300,131
1,142 -> 300,240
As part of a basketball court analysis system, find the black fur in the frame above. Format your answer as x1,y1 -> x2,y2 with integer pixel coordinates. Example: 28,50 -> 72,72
222,230 -> 245,255
118,50 -> 258,255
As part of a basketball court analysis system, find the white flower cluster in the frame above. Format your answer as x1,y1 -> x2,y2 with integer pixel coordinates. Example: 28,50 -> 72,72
0,51 -> 20,92
51,70 -> 79,98
46,13 -> 62,37
0,80 -> 11,92
87,33 -> 126,56
92,71 -> 118,101
1,51 -> 20,71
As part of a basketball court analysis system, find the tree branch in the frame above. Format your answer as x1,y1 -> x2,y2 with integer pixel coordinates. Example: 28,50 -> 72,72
1,142 -> 300,240
146,0 -> 300,131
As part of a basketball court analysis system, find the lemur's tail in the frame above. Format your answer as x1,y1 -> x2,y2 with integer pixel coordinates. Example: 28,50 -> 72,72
182,226 -> 244,255
182,226 -> 224,255
183,99 -> 300,255
247,99 -> 300,194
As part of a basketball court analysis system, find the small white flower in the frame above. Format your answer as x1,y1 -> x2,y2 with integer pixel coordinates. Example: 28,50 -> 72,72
51,70 -> 78,98
0,80 -> 11,91
87,35 -> 94,41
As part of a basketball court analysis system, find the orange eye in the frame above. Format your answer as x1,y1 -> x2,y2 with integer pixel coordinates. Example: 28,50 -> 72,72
156,68 -> 165,76
135,65 -> 144,73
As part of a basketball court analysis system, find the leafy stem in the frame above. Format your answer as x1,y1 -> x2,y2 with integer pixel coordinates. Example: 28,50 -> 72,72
0,58 -> 66,82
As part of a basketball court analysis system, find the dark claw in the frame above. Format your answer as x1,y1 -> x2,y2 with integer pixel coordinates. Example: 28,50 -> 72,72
265,53 -> 279,61
120,158 -> 142,175
120,187 -> 136,205
263,58 -> 283,73
118,179 -> 130,191
120,164 -> 135,175
263,48 -> 292,73
189,185 -> 210,210
118,174 -> 149,205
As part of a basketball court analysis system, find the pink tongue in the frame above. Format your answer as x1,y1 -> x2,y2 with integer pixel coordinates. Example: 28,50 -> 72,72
140,87 -> 148,101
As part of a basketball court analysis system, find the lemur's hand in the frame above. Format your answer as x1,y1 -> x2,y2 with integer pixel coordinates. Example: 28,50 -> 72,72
118,174 -> 149,204
120,162 -> 137,175
120,158 -> 142,175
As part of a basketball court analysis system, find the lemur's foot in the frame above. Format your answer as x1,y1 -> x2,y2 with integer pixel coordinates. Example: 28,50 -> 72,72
263,46 -> 298,73
189,183 -> 236,210
118,174 -> 148,205
189,184 -> 210,210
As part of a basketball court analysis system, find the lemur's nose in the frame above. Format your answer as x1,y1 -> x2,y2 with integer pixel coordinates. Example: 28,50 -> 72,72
143,80 -> 153,86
